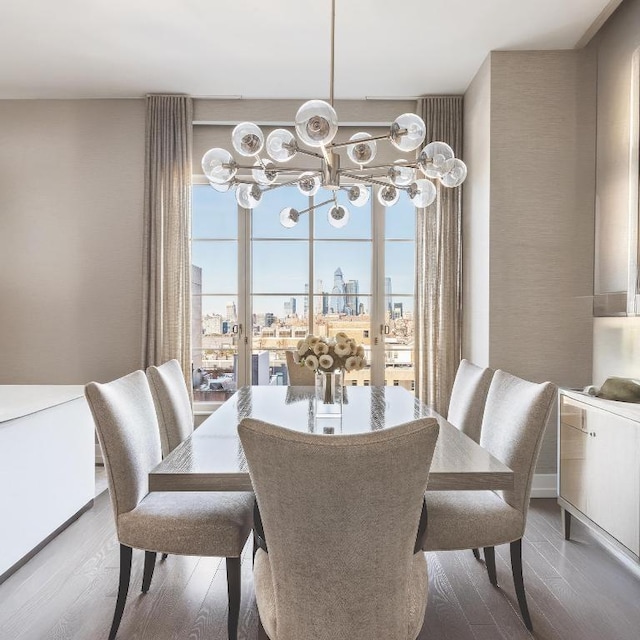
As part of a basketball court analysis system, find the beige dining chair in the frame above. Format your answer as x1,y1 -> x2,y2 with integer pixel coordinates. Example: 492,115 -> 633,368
422,370 -> 556,631
447,359 -> 494,444
285,349 -> 316,385
239,416 -> 440,640
146,359 -> 193,457
85,370 -> 253,640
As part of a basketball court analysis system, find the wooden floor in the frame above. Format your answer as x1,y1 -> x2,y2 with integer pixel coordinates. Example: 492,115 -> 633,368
1,487 -> 639,640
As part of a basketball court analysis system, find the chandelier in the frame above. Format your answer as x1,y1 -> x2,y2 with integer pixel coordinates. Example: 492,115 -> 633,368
201,0 -> 466,229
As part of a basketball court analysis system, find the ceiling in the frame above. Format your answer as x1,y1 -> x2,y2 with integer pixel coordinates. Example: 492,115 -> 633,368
0,0 -> 619,100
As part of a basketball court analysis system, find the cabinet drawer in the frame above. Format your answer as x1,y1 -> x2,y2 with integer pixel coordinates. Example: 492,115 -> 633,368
559,422 -> 589,514
560,396 -> 586,430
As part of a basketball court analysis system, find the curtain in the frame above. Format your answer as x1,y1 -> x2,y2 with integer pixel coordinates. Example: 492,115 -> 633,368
414,97 -> 463,414
142,95 -> 193,391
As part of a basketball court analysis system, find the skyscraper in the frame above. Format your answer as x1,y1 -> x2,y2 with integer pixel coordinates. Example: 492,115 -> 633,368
284,297 -> 296,316
226,300 -> 237,323
345,279 -> 359,316
331,267 -> 346,313
385,277 -> 393,316
315,279 -> 324,313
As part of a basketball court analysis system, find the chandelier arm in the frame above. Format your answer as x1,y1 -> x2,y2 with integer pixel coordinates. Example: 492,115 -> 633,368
262,177 -> 308,192
233,165 -> 321,173
341,171 -> 409,190
295,148 -> 325,160
327,132 -> 393,150
343,163 -> 417,172
298,197 -> 335,217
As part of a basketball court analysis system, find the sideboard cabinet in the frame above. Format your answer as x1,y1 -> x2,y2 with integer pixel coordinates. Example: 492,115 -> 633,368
558,390 -> 640,560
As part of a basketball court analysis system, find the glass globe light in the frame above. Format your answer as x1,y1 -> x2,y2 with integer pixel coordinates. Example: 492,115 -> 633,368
295,99 -> 338,147
390,113 -> 426,152
252,160 -> 277,185
418,141 -> 455,178
388,160 -> 415,187
439,159 -> 467,188
377,184 -> 400,207
328,204 -> 349,228
266,129 -> 297,162
346,132 -> 377,165
208,179 -> 232,193
408,179 -> 437,207
280,207 -> 300,228
231,122 -> 264,157
347,184 -> 370,207
202,148 -> 237,184
236,183 -> 262,209
297,172 -> 321,196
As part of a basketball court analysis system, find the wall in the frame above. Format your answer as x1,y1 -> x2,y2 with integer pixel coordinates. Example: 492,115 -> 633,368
463,50 -> 597,476
462,57 -> 491,367
0,100 -> 145,384
590,0 -> 640,383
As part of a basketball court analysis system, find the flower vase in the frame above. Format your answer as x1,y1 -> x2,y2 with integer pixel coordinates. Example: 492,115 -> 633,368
315,370 -> 343,418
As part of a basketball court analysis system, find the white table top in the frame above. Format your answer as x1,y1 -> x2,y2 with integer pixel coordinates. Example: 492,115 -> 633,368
0,385 -> 85,423
149,386 -> 514,492
560,388 -> 640,422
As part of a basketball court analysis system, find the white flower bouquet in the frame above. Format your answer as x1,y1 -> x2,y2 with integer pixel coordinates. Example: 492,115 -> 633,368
294,332 -> 367,373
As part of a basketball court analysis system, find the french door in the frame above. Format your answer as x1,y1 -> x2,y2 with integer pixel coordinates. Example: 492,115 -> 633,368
191,180 -> 416,403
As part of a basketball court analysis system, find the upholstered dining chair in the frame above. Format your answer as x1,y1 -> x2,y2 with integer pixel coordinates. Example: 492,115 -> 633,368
85,370 -> 253,640
239,416 -> 440,640
146,359 -> 193,457
285,349 -> 316,386
423,370 -> 556,631
447,359 -> 494,443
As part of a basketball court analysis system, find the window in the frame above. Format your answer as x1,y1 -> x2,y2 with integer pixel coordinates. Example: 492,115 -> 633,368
191,180 -> 416,402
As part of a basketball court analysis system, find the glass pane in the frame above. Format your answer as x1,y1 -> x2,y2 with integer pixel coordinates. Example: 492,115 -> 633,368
309,301 -> 372,387
314,241 -> 372,295
192,185 -> 238,239
192,241 -> 237,295
252,295 -> 309,385
252,186 -> 310,239
384,295 -> 414,337
385,240 -> 416,296
385,197 -> 415,239
192,295 -> 238,401
383,347 -> 415,392
252,295 -> 310,326
314,188 -> 372,239
252,241 -> 309,293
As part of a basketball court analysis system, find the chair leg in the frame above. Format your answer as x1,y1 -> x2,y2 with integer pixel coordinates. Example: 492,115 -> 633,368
141,551 -> 157,593
109,544 -> 132,640
472,548 -> 481,561
562,508 -> 572,540
510,539 -> 533,631
484,546 -> 498,586
258,614 -> 269,639
226,557 -> 241,640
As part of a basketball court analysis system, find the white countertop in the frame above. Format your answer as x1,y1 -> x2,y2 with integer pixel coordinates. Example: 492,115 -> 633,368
0,385 -> 85,423
561,388 -> 640,422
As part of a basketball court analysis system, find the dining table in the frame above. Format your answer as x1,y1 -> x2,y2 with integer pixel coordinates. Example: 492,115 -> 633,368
148,385 -> 514,492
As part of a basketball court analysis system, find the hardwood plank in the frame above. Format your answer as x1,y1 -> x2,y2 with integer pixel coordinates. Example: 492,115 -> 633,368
421,554 -> 476,640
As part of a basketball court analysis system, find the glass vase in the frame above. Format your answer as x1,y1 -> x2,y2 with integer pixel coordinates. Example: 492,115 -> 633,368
315,370 -> 343,418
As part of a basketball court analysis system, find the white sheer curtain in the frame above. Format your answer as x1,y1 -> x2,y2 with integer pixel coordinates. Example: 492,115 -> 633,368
414,97 -> 463,414
142,95 -> 193,392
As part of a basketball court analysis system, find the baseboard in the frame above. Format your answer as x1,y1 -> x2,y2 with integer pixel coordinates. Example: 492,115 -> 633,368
531,473 -> 557,498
